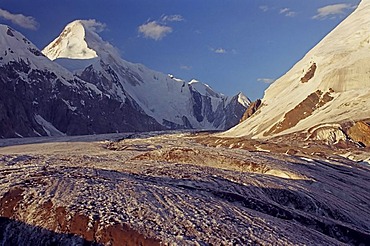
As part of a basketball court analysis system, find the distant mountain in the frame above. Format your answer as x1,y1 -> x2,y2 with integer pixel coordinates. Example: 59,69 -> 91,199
42,20 -> 250,131
224,0 -> 370,144
0,22 -> 249,138
0,25 -> 164,139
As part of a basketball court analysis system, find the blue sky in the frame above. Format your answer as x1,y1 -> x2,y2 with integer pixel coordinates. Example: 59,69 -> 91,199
0,0 -> 361,100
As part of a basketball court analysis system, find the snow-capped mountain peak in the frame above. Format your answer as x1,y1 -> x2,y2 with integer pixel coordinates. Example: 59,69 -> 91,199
42,20 -> 121,64
236,92 -> 250,108
0,25 -> 39,62
42,20 -> 98,61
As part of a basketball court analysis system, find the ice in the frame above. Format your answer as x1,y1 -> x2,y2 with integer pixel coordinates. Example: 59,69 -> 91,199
0,131 -> 369,245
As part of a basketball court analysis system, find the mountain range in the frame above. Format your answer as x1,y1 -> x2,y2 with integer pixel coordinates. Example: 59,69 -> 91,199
1,1 -> 370,245
0,21 -> 249,138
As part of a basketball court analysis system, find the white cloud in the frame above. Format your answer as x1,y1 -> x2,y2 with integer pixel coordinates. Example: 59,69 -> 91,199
312,4 -> 355,20
162,14 -> 184,22
280,8 -> 289,14
138,21 -> 172,41
213,48 -> 227,54
259,6 -> 269,12
0,8 -> 38,30
80,19 -> 106,33
138,14 -> 183,41
257,78 -> 275,84
280,8 -> 296,17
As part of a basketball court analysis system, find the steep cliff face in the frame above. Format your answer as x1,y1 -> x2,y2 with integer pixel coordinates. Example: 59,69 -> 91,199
224,0 -> 370,140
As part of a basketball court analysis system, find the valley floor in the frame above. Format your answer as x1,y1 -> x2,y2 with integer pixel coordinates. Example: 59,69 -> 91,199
0,131 -> 370,245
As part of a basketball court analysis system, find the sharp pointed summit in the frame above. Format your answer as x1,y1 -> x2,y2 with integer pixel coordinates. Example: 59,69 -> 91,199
42,20 -> 98,60
224,0 -> 370,143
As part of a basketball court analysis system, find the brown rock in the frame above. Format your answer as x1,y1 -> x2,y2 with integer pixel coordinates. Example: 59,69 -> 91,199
0,187 -> 23,217
0,190 -> 160,246
69,213 -> 95,241
240,99 -> 262,122
264,90 -> 333,136
300,63 -> 317,83
347,121 -> 370,146
96,224 -> 160,246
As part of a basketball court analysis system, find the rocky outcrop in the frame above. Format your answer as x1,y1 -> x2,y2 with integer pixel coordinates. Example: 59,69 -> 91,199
300,63 -> 317,83
307,124 -> 347,145
264,90 -> 333,136
347,121 -> 370,146
240,99 -> 262,123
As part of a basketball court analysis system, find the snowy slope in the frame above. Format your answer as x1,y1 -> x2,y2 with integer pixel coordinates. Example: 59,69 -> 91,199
224,0 -> 370,138
42,20 -> 250,130
0,25 -> 74,82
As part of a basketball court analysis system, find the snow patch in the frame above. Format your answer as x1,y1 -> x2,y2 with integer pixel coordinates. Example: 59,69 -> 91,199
62,99 -> 77,112
307,124 -> 347,144
34,115 -> 66,136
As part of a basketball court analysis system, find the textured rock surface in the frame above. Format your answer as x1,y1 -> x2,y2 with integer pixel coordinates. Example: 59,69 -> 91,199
239,99 -> 262,123
347,121 -> 370,146
300,62 -> 317,83
264,90 -> 334,136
